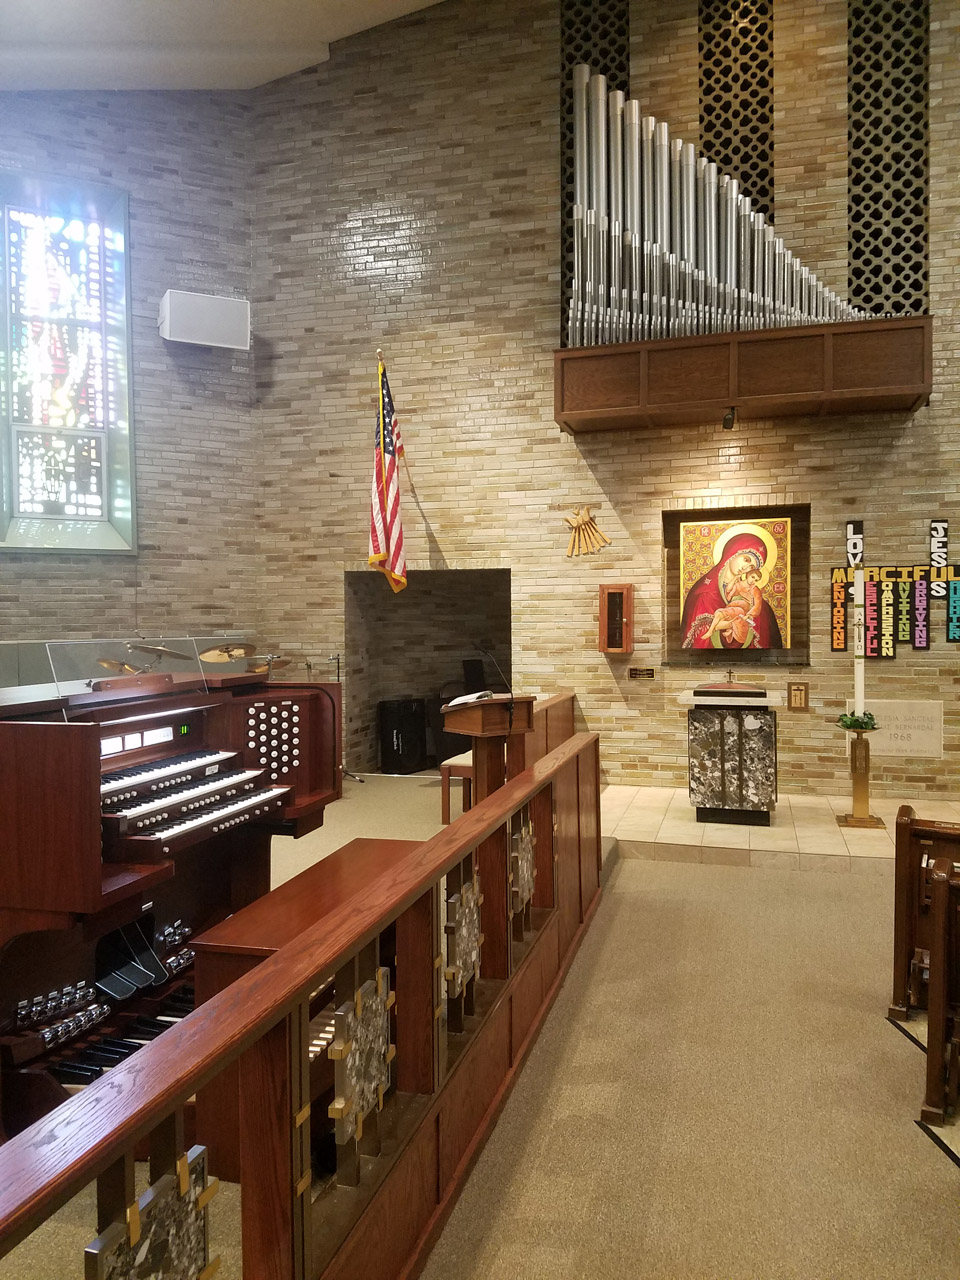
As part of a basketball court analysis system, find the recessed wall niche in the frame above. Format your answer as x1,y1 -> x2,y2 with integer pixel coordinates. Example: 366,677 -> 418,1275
662,504 -> 810,667
344,569 -> 512,772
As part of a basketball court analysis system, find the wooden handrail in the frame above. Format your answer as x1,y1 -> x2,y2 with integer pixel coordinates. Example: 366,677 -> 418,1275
0,731 -> 598,1257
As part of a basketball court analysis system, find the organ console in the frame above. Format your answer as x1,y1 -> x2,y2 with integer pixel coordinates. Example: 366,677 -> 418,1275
0,640 -> 341,1141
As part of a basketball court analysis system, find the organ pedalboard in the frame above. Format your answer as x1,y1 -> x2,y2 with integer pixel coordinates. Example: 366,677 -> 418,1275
1,918 -> 196,1093
0,670 -> 342,1139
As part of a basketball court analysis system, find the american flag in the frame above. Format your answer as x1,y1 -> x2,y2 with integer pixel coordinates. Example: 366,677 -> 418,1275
368,356 -> 407,592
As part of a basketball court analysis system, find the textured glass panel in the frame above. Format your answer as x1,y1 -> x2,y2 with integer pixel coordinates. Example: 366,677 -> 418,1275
16,430 -> 103,516
7,208 -> 103,323
10,319 -> 104,429
103,225 -> 126,330
104,328 -> 126,431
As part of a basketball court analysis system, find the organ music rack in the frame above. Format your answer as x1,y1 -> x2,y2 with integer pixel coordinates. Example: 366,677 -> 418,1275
0,658 -> 341,1141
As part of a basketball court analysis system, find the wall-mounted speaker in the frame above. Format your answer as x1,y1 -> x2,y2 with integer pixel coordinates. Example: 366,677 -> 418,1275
158,289 -> 250,350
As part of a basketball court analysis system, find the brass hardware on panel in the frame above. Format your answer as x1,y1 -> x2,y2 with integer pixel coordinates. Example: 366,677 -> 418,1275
126,1200 -> 141,1247
197,1178 -> 220,1211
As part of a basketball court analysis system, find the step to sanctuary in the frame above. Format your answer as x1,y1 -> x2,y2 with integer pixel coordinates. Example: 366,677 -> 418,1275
602,785 -> 960,875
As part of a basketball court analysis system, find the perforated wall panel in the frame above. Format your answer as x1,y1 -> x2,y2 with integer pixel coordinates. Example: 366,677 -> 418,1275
697,0 -> 774,220
847,0 -> 929,315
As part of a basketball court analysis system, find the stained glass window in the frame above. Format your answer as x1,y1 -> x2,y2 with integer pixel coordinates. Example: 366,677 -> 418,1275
0,174 -> 134,551
17,432 -> 103,517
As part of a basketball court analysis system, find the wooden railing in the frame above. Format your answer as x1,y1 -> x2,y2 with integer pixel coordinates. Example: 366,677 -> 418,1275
0,731 -> 602,1280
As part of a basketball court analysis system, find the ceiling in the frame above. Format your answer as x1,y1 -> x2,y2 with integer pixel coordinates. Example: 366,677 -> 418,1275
0,0 -> 448,92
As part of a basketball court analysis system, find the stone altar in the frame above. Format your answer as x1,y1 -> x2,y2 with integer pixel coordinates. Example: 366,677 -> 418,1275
680,681 -> 781,825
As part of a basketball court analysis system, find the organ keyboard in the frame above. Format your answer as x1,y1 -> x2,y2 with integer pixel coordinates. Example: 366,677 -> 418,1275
100,749 -> 238,801
117,783 -> 291,857
104,768 -> 263,829
0,660 -> 342,1140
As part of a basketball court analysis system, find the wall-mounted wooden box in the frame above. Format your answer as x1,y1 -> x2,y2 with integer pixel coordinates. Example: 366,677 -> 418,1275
599,584 -> 633,654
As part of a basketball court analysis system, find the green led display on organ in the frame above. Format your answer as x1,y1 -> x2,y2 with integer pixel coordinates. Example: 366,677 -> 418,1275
179,724 -> 190,736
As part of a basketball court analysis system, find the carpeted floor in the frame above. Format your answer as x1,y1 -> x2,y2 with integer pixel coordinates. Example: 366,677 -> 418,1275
421,859 -> 960,1280
270,771 -> 446,885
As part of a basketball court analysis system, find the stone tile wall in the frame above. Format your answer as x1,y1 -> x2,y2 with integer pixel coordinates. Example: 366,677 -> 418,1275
255,0 -> 960,795
0,89 -> 262,642
344,568 -> 512,770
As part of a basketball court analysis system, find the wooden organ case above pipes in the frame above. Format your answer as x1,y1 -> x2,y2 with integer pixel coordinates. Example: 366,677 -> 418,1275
0,668 -> 341,1140
555,63 -> 932,433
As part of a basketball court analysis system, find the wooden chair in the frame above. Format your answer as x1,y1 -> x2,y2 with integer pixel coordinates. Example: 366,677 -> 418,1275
440,751 -> 473,825
890,805 -> 960,1021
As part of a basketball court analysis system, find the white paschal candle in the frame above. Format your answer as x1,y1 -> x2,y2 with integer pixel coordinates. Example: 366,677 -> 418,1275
853,567 -> 865,716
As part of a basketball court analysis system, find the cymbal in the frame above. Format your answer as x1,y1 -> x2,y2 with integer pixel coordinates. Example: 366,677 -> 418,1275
97,658 -> 139,675
199,643 -> 257,663
128,643 -> 193,661
247,657 -> 293,674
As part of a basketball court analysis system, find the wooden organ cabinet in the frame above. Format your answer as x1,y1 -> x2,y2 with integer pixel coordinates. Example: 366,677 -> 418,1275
0,668 -> 341,1142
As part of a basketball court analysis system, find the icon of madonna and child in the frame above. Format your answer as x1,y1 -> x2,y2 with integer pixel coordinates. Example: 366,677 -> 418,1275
679,519 -> 791,651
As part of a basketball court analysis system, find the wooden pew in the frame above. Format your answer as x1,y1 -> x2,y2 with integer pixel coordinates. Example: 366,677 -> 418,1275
889,805 -> 960,1021
921,856 -> 960,1125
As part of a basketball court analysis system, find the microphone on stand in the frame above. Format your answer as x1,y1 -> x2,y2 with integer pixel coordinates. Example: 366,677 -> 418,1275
476,643 -> 514,734
476,643 -> 511,694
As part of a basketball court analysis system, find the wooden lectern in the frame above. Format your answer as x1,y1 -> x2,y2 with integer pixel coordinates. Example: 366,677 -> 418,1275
442,695 -> 534,981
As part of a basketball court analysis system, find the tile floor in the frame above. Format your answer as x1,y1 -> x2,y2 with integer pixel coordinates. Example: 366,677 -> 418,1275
602,785 -> 960,874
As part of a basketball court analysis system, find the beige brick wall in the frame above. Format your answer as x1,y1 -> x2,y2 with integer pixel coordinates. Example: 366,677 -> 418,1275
773,0 -> 849,293
630,0 -> 700,142
255,0 -> 957,796
1,0 -> 956,800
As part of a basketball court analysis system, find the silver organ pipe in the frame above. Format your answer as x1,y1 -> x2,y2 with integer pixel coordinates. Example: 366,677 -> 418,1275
572,64 -> 590,210
640,116 -> 655,249
670,138 -> 683,277
608,90 -> 624,322
568,61 -> 869,347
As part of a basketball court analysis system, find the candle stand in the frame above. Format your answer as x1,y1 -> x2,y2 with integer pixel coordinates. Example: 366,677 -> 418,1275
836,728 -> 885,829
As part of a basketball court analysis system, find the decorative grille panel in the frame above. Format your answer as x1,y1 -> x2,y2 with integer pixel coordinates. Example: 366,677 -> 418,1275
698,0 -> 774,221
847,0 -> 928,315
560,0 -> 630,345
